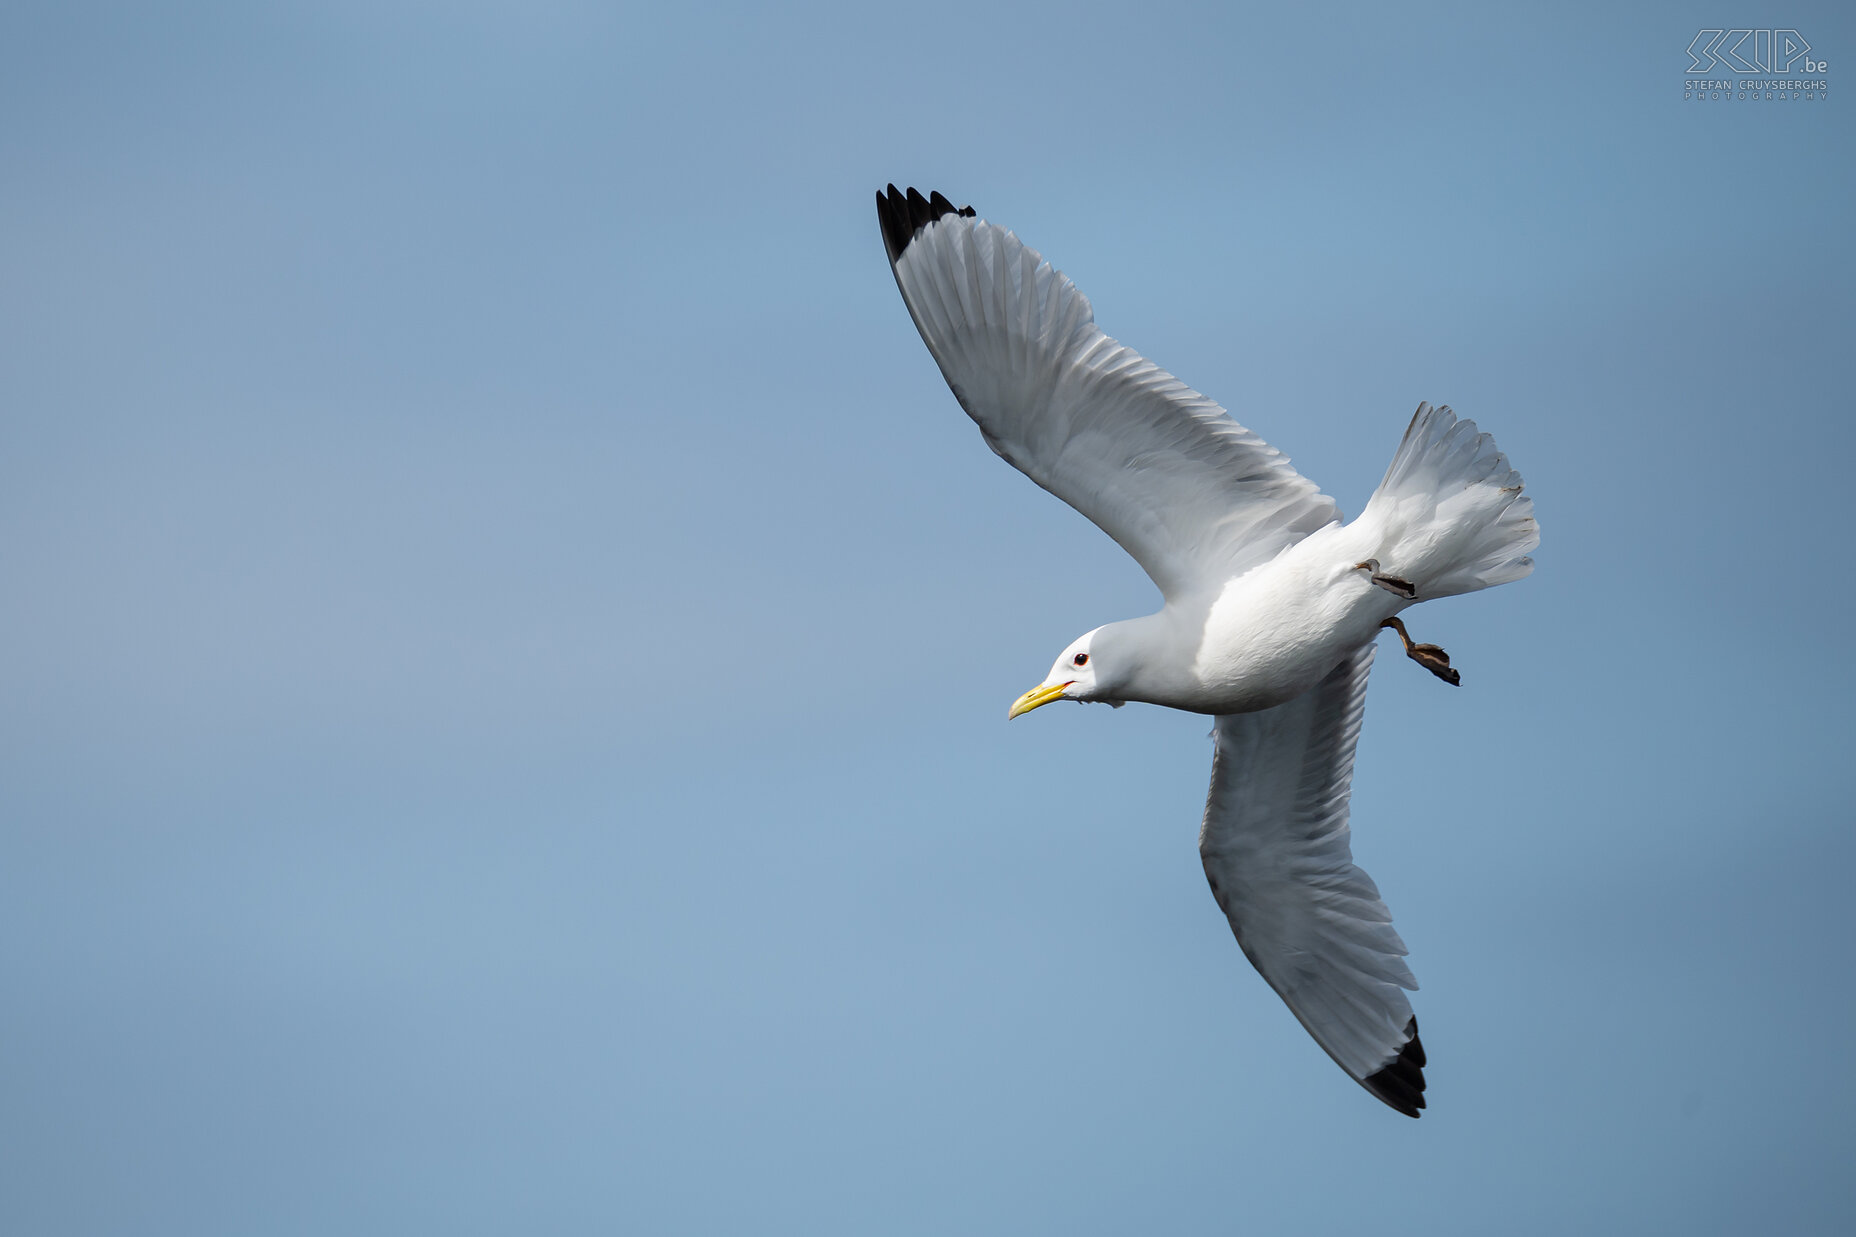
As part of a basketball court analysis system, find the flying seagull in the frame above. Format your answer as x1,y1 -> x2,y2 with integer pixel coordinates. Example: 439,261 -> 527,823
876,185 -> 1538,1117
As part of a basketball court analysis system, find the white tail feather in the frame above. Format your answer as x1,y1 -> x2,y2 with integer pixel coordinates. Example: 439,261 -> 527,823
1360,403 -> 1538,600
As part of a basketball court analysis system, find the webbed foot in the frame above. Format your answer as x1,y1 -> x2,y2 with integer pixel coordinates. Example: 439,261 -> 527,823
1355,559 -> 1418,599
1381,616 -> 1460,686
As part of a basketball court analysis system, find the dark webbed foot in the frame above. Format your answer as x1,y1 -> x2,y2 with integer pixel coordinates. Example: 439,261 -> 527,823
1381,616 -> 1460,686
1354,559 -> 1417,599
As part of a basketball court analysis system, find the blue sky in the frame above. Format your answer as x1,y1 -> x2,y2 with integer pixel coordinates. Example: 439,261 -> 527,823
2,1 -> 1851,1233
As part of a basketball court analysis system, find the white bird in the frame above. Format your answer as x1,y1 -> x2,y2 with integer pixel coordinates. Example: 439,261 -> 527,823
877,186 -> 1539,1117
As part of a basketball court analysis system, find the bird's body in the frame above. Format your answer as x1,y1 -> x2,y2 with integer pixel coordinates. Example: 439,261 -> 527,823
876,185 -> 1538,1117
1197,523 -> 1405,710
1098,523 -> 1407,716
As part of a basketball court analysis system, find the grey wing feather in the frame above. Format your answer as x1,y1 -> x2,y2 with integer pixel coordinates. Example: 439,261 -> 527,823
878,186 -> 1339,601
1199,644 -> 1428,1116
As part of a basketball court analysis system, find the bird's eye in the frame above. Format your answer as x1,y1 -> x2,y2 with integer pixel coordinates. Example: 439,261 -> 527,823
1072,653 -> 1089,667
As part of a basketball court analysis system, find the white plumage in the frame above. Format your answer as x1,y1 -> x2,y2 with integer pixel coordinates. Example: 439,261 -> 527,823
877,186 -> 1538,1117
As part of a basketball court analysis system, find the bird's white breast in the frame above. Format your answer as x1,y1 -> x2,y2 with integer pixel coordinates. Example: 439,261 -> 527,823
1187,522 -> 1400,714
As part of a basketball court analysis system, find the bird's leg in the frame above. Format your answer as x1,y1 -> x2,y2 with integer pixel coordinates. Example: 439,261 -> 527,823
1353,559 -> 1418,599
1381,616 -> 1461,686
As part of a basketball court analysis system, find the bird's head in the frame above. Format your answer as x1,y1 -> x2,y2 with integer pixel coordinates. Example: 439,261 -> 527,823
1008,627 -> 1121,718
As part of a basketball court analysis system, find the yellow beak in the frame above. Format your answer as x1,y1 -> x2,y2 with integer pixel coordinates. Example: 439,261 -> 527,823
1007,681 -> 1074,720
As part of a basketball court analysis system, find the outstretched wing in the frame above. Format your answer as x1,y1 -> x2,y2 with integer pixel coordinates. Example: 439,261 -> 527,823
1198,644 -> 1428,1117
877,185 -> 1338,602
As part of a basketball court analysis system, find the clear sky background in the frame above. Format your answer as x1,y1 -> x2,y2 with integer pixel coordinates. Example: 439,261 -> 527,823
2,1 -> 1851,1233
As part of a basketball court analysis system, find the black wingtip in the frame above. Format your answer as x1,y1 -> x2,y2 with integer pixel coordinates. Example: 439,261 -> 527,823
1361,1017 -> 1427,1118
875,184 -> 977,264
